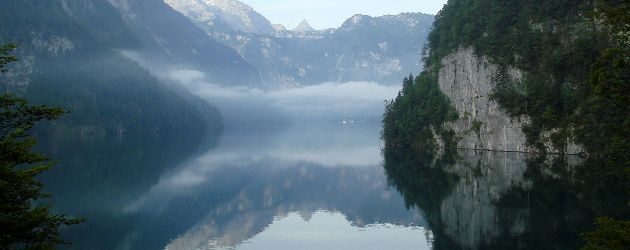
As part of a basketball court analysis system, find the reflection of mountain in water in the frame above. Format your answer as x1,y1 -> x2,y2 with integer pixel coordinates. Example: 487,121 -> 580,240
38,131 -> 215,212
384,147 -> 628,249
43,124 -> 426,249
131,158 -> 422,249
36,130 -> 217,250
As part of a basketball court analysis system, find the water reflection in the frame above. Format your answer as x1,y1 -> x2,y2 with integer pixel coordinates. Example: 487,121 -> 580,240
211,211 -> 431,250
42,123 -> 427,249
126,123 -> 425,249
383,145 -> 628,249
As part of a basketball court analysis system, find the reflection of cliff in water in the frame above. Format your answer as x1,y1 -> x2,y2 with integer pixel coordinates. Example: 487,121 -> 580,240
383,146 -> 628,249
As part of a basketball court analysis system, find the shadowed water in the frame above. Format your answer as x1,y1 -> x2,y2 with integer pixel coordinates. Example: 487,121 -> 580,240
40,123 -> 430,250
38,117 -> 626,249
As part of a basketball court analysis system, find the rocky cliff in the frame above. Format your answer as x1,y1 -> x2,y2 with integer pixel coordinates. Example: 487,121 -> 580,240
436,48 -> 583,154
382,1 -> 630,156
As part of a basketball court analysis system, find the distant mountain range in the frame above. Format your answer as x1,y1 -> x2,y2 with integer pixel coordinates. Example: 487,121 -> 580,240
0,0 -> 435,135
166,0 -> 435,86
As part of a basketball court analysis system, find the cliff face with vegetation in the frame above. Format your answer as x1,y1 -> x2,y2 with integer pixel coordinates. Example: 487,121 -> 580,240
437,48 -> 530,152
383,0 -> 629,158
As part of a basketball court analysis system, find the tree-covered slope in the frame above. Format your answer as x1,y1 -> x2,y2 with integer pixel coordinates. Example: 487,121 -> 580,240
383,0 -> 629,160
0,0 -> 222,134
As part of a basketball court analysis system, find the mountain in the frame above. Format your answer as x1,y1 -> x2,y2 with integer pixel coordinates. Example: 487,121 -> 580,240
382,0 -> 629,158
165,0 -> 275,35
109,0 -> 260,85
171,5 -> 435,87
0,0 -> 229,134
293,20 -> 315,32
272,24 -> 286,32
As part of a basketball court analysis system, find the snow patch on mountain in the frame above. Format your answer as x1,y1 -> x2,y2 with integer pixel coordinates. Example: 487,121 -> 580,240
165,0 -> 274,34
272,24 -> 286,32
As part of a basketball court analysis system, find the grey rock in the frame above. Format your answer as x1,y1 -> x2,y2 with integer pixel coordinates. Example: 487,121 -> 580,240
437,48 -> 584,154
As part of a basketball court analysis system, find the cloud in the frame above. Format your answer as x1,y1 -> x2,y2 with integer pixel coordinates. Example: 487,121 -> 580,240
164,68 -> 400,122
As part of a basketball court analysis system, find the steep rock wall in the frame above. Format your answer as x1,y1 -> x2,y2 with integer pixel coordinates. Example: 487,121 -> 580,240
438,48 -> 529,152
437,48 -> 583,154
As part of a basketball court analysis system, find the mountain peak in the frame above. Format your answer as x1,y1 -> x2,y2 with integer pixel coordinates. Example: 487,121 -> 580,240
293,19 -> 315,32
272,24 -> 286,32
165,0 -> 274,34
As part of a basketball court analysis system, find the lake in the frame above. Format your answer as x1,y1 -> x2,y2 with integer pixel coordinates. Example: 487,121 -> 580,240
39,121 -> 626,249
40,122 -> 430,250
37,78 -> 625,249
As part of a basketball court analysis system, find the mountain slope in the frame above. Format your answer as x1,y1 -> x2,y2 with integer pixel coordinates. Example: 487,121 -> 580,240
107,0 -> 261,85
182,10 -> 434,86
0,0 -> 222,134
165,0 -> 275,35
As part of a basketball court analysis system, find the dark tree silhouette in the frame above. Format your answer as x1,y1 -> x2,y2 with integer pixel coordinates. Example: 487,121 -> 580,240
0,44 -> 82,249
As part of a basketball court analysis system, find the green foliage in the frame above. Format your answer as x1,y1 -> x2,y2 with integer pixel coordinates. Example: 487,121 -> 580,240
384,147 -> 629,249
574,2 -> 630,162
0,44 -> 17,74
470,120 -> 482,139
383,2 -> 629,248
382,144 -> 460,249
424,0 -> 630,156
583,217 -> 630,250
385,0 -> 629,156
1,43 -> 82,249
426,0 -> 600,151
0,94 -> 82,249
0,1 -> 223,135
383,0 -> 629,247
382,71 -> 458,152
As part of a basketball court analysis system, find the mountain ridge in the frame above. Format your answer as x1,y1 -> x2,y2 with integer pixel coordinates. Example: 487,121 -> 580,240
168,3 -> 435,87
165,0 -> 275,34
293,19 -> 315,32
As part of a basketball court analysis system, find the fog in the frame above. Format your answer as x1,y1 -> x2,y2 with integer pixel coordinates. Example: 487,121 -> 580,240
167,69 -> 400,126
122,50 -> 402,128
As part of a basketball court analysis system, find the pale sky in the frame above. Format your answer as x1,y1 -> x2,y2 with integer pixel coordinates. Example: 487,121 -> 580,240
239,0 -> 447,30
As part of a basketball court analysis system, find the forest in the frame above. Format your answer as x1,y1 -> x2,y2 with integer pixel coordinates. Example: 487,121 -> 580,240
382,0 -> 628,248
383,0 -> 628,164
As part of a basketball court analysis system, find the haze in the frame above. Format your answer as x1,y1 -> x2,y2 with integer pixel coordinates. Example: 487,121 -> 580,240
240,0 -> 447,29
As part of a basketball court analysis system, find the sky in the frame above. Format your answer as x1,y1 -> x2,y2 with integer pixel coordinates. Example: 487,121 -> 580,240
239,0 -> 447,30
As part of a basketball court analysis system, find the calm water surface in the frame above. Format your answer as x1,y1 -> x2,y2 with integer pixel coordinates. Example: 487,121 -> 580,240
41,123 -> 430,250
40,123 -> 626,249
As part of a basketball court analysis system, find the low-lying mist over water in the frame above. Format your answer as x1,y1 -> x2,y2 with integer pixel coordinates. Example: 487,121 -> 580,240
169,69 -> 401,126
123,50 -> 402,127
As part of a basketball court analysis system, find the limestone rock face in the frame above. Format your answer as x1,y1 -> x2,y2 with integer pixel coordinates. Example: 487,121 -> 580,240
438,48 -> 529,152
437,48 -> 583,154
